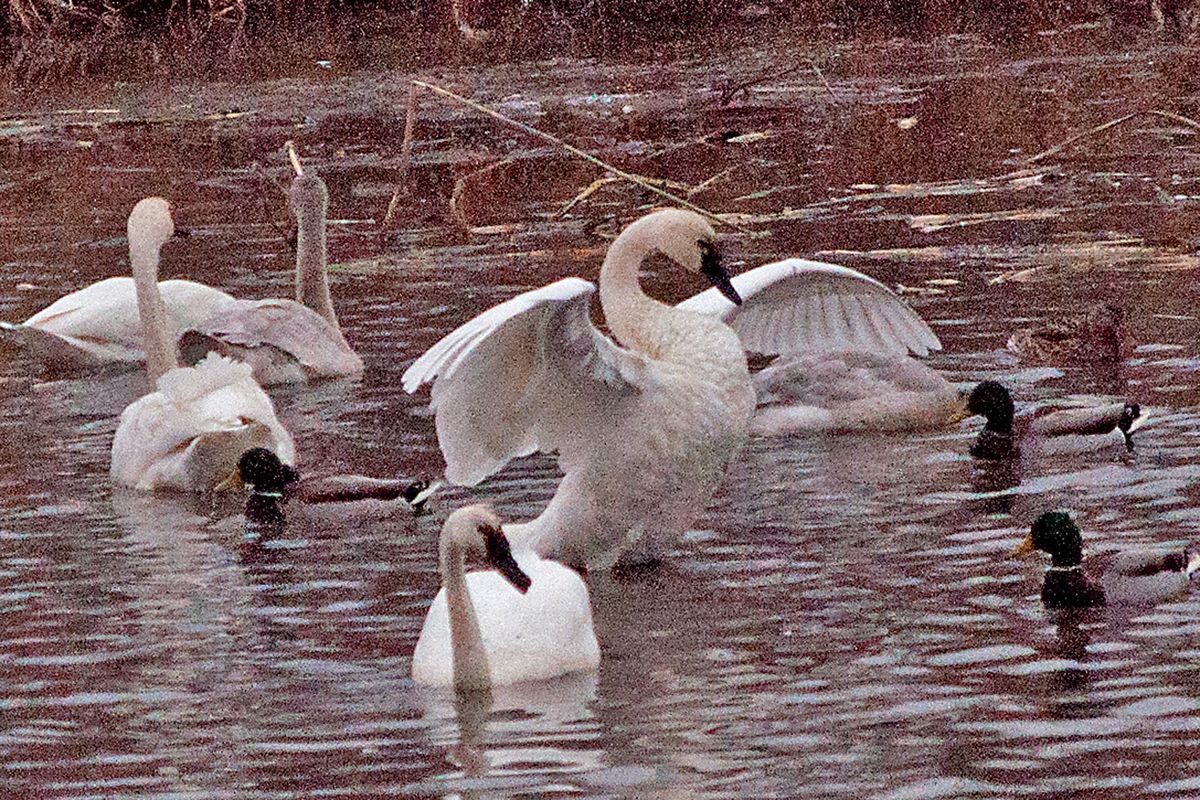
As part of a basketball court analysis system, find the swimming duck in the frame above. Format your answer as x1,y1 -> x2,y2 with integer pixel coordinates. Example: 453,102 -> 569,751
411,504 -> 600,693
966,380 -> 1143,460
218,447 -> 438,522
751,350 -> 968,435
1007,303 -> 1134,365
1010,511 -> 1199,608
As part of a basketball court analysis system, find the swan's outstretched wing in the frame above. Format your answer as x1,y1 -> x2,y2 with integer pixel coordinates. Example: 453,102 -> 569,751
402,278 -> 656,486
677,258 -> 940,357
183,298 -> 362,378
111,353 -> 295,491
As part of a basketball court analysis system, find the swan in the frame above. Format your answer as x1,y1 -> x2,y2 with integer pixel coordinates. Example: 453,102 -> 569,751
411,504 -> 600,692
751,350 -> 967,435
216,446 -> 439,523
0,237 -> 236,378
403,207 -> 939,569
178,172 -> 363,385
109,198 -> 295,492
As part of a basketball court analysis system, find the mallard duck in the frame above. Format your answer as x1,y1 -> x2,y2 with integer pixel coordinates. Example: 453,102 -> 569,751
965,380 -> 1143,460
1010,511 -> 1200,608
411,504 -> 600,692
751,351 -> 968,435
1007,303 -> 1134,365
218,447 -> 438,522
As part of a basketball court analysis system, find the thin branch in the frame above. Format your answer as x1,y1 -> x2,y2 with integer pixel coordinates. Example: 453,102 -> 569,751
411,79 -> 744,232
380,82 -> 419,235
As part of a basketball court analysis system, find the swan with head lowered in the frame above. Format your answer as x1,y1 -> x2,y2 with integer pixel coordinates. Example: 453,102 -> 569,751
403,208 -> 939,570
411,504 -> 600,692
178,171 -> 362,385
109,198 -> 295,492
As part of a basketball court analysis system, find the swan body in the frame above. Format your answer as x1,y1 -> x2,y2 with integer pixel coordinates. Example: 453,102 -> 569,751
1011,511 -> 1199,608
404,209 -> 939,569
411,505 -> 600,691
179,173 -> 362,384
751,351 -> 965,435
3,276 -> 237,375
108,198 -> 294,492
966,381 -> 1144,460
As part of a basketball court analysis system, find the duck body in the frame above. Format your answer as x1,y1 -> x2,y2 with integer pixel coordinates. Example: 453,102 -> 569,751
411,505 -> 600,692
1007,303 -> 1134,365
751,351 -> 966,435
966,381 -> 1143,460
222,447 -> 436,523
1013,512 -> 1199,609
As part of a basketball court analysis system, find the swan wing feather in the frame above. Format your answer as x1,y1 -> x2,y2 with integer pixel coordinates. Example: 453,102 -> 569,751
402,278 -> 656,487
676,258 -> 940,357
186,298 -> 362,376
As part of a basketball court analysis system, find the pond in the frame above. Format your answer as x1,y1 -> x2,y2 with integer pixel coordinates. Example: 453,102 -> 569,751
3,22 -> 1200,798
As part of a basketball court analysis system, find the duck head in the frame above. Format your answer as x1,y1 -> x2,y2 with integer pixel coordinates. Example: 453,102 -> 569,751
216,447 -> 299,496
1010,511 -> 1084,568
967,381 -> 1015,433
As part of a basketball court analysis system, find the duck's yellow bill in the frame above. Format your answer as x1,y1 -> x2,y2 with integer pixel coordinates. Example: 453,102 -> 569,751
214,467 -> 245,493
1008,535 -> 1035,558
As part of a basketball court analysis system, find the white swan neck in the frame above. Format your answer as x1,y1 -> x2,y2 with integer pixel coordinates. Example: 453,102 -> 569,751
295,205 -> 339,331
130,235 -> 177,383
439,533 -> 493,695
598,222 -> 669,349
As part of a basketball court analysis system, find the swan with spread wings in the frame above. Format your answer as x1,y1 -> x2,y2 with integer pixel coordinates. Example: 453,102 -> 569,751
403,209 -> 939,569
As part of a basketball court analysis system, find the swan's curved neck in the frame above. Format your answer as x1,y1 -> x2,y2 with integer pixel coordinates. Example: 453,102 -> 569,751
598,223 -> 668,349
439,534 -> 493,695
295,206 -> 339,331
131,235 -> 177,383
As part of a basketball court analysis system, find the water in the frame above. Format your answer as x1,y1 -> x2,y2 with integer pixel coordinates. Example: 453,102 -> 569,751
3,24 -> 1200,798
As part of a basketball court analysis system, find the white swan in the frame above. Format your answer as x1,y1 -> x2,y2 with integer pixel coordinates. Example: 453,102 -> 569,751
403,208 -> 939,569
1,263 -> 236,377
411,504 -> 600,691
109,198 -> 295,492
751,350 -> 967,435
179,173 -> 363,385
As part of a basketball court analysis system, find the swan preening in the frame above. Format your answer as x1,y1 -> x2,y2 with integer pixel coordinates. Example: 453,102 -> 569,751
3,173 -> 359,385
109,198 -> 294,492
404,207 -> 939,569
411,504 -> 600,692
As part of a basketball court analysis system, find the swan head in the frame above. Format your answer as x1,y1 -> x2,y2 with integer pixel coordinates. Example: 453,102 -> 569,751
639,208 -> 741,305
443,504 -> 531,593
216,447 -> 299,496
289,173 -> 329,226
1010,511 -> 1083,567
127,197 -> 177,256
966,380 -> 1014,431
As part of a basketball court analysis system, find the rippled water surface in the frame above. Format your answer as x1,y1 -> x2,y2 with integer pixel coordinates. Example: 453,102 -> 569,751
4,25 -> 1200,798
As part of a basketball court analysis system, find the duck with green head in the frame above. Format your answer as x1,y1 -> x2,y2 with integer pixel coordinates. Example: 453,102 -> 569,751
1010,511 -> 1199,608
966,381 -> 1143,460
219,447 -> 438,523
